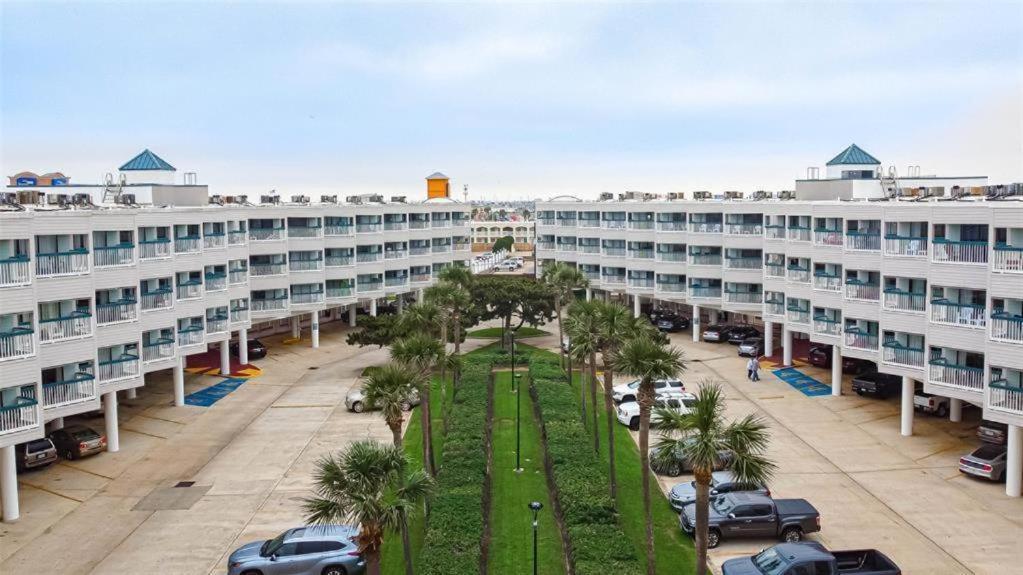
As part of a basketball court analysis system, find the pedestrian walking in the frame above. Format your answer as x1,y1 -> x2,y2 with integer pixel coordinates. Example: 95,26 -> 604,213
746,357 -> 756,381
750,356 -> 761,382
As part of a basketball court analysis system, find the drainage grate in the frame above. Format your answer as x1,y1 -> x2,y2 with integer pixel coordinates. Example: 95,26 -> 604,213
174,481 -> 196,488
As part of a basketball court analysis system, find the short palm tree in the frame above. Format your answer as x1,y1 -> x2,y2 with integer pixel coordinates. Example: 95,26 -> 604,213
613,336 -> 687,575
565,300 -> 601,450
304,440 -> 433,575
654,381 -> 775,575
391,333 -> 445,478
398,302 -> 442,338
362,364 -> 419,447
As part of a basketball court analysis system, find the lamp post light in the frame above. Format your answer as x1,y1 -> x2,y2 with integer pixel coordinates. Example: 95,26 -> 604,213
529,501 -> 543,575
515,373 -> 523,472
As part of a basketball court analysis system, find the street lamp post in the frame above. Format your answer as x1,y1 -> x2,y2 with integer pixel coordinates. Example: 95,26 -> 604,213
529,501 -> 543,575
515,372 -> 523,472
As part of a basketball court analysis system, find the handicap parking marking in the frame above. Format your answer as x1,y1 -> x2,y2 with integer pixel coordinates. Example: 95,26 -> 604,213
772,367 -> 832,397
185,378 -> 248,407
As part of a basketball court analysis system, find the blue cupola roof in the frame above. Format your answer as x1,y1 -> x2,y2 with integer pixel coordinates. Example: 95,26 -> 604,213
826,144 -> 880,166
119,149 -> 176,171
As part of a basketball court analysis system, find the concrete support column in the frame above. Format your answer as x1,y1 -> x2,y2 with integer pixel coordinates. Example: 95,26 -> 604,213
763,321 -> 774,357
782,327 -> 793,367
47,417 -> 64,432
220,341 -> 231,376
311,312 -> 320,349
173,358 -> 185,407
692,305 -> 701,342
291,319 -> 301,340
348,305 -> 357,327
831,345 -> 842,396
1007,424 -> 1022,497
103,391 -> 119,453
370,299 -> 378,317
1,445 -> 18,523
417,288 -> 425,302
126,388 -> 137,400
901,376 -> 914,437
709,309 -> 719,325
633,295 -> 641,318
949,398 -> 962,422
239,328 -> 249,364
397,297 -> 405,313
586,288 -> 592,302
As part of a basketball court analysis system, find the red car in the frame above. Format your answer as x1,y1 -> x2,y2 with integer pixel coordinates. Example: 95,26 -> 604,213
807,345 -> 873,374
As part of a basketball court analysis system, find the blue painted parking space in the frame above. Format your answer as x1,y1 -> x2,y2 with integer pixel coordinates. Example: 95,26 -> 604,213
772,368 -> 832,397
185,377 -> 248,407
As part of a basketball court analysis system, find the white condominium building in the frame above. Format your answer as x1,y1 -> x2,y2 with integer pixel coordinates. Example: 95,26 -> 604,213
535,145 -> 1023,498
0,150 -> 471,521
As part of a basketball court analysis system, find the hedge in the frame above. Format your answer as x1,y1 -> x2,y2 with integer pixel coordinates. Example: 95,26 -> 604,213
530,354 -> 643,575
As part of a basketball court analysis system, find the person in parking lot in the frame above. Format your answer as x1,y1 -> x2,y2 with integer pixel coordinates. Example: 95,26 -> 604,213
747,356 -> 761,381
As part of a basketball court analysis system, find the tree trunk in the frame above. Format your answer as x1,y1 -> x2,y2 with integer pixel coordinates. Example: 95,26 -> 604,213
589,350 -> 599,452
556,298 -> 565,368
578,355 -> 588,426
602,357 -> 618,505
638,378 -> 656,575
366,550 -> 382,575
421,382 -> 435,478
390,420 -> 402,448
453,311 -> 462,389
694,469 -> 712,575
400,515 -> 415,575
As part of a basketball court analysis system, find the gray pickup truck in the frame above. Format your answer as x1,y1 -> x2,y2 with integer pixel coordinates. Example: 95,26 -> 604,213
678,492 -> 820,548
722,542 -> 901,575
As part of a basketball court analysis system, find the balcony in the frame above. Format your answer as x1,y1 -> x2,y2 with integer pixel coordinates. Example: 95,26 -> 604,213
174,236 -> 201,254
326,255 -> 354,267
845,280 -> 880,301
628,221 -> 654,230
690,222 -> 722,234
229,268 -> 248,285
252,296 -> 288,312
43,373 -> 95,409
628,278 -> 654,289
786,307 -> 810,324
205,273 -> 227,291
358,252 -> 383,263
0,256 -> 31,287
251,263 -> 287,276
813,273 -> 842,292
206,315 -> 229,333
142,338 -> 175,363
929,358 -> 984,392
454,243 -> 471,253
537,242 -> 555,251
289,259 -> 323,272
36,249 -> 89,277
94,245 -> 134,267
96,300 -> 137,325
325,224 -> 354,236
409,220 -> 430,230
765,225 -> 785,240
689,254 -> 721,266
556,244 -> 577,253
990,312 -> 1023,344
327,286 -> 354,299
250,228 -> 285,242
538,217 -> 556,226
411,273 -> 431,284
656,282 -> 685,293
932,239 -> 987,264
357,281 -> 383,293
288,226 -> 322,239
578,218 -> 601,229
690,286 -> 722,299
992,245 -> 1023,273
813,317 -> 841,336
98,354 -> 140,384
176,281 -> 202,300
602,220 -> 626,230
141,289 -> 174,311
177,325 -> 205,347
228,230 -> 247,245
430,220 -> 451,229
814,229 -> 843,246
884,235 -> 927,258
578,245 -> 600,254
603,248 -> 626,257
581,270 -> 599,281
787,226 -> 811,242
0,394 -> 38,435
139,238 -> 172,260
39,311 -> 92,343
656,251 -> 686,262
203,233 -> 226,249
882,341 -> 925,368
883,288 -> 925,313
724,257 -> 761,270
557,218 -> 577,228
657,221 -> 686,232
0,327 -> 34,361
385,250 -> 408,260
764,298 -> 785,317
725,291 -> 762,305
726,223 -> 762,236
384,277 -> 408,288
765,263 -> 785,279
431,245 -> 451,254
989,378 -> 1023,415
786,266 -> 810,283
602,276 -> 626,286
930,300 -> 986,329
410,246 -> 430,256
844,328 -> 879,351
628,249 -> 654,260
845,231 -> 880,251
385,221 -> 407,232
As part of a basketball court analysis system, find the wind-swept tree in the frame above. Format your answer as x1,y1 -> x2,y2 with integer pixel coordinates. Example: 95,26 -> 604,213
391,333 -> 445,478
565,300 -> 602,450
361,364 -> 419,447
541,262 -> 589,371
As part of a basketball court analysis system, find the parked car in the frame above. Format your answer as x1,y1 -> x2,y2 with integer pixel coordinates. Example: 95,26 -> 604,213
612,378 -> 685,403
48,425 -> 106,460
227,525 -> 365,575
616,391 -> 697,431
977,419 -> 1008,445
913,385 -> 949,417
808,345 -> 874,374
15,438 -> 58,472
959,444 -> 1007,482
721,542 -> 902,575
851,372 -> 902,398
230,338 -> 267,360
668,470 -> 770,511
702,324 -> 732,343
679,492 -> 821,549
727,326 -> 762,344
345,386 -> 420,413
657,314 -> 690,332
651,439 -> 733,477
738,337 -> 764,357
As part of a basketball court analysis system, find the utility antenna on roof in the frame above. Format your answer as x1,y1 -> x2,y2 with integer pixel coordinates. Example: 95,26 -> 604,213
463,184 -> 469,203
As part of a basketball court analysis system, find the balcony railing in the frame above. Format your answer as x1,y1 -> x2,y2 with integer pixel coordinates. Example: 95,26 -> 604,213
176,281 -> 203,300
765,225 -> 785,240
628,278 -> 655,288
39,311 -> 92,343
385,250 -> 408,260
656,221 -> 686,232
578,219 -> 601,228
814,229 -> 843,246
537,242 -> 555,251
628,249 -> 654,260
357,253 -> 383,262
786,308 -> 810,324
249,227 -> 285,242
288,226 -> 322,238
325,224 -> 354,236
384,277 -> 408,287
883,288 -> 925,313
882,341 -> 924,368
454,243 -> 471,252
141,289 -> 173,311
787,226 -> 811,242
992,245 -> 1023,273
228,230 -> 247,245
357,223 -> 382,233
690,222 -> 722,234
929,358 -> 984,392
142,338 -> 175,363
689,254 -> 721,266
326,255 -> 354,267
139,238 -> 172,259
43,373 -> 95,409
205,273 -> 227,291
409,220 -> 430,230
98,354 -> 140,383
252,297 -> 288,312
765,263 -> 785,278
690,286 -> 722,299
845,231 -> 881,251
289,259 -> 323,272
431,245 -> 451,254
726,223 -> 762,236
177,325 -> 205,347
578,245 -> 600,254
884,235 -> 928,257
557,244 -> 577,252
229,268 -> 248,284
557,218 -> 577,228
36,250 -> 89,277
96,300 -> 137,325
251,263 -> 287,276
203,233 -> 226,249
602,275 -> 626,285
581,271 -> 599,281
765,300 -> 785,317
94,244 -> 135,267
430,220 -> 451,229
628,221 -> 654,230
656,251 -> 686,262
174,236 -> 201,254
813,317 -> 842,336
656,282 -> 685,293
725,291 -> 763,305
603,248 -> 626,257
0,395 -> 38,435
538,217 -> 556,226
990,312 -> 1023,343
410,247 -> 430,256
602,220 -> 627,230
989,379 -> 1023,415
932,239 -> 987,264
845,280 -> 880,301
0,256 -> 31,287
930,300 -> 986,328
357,281 -> 383,293
724,257 -> 761,270
230,306 -> 250,323
786,266 -> 810,283
0,327 -> 34,361
813,273 -> 842,292
844,328 -> 879,351
411,273 -> 431,284
327,287 -> 354,299
380,221 -> 405,232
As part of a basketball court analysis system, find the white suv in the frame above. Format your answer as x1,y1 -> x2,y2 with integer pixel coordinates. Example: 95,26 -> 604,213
612,378 -> 685,403
616,391 -> 697,431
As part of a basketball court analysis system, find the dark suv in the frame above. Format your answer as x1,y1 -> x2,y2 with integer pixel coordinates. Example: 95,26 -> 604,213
851,371 -> 902,398
727,326 -> 761,344
808,345 -> 873,374
657,314 -> 690,332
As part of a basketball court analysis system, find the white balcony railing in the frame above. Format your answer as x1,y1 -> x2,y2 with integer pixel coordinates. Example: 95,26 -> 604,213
930,301 -> 986,329
252,297 -> 288,312
142,339 -> 175,363
765,264 -> 785,278
725,223 -> 762,236
230,306 -> 250,323
411,274 -> 431,284
845,282 -> 880,301
174,236 -> 201,254
990,315 -> 1023,344
690,222 -> 722,234
813,319 -> 842,336
725,292 -> 763,305
787,227 -> 811,242
228,230 -> 247,245
814,230 -> 843,246
0,258 -> 31,287
326,287 -> 354,299
98,355 -> 140,383
786,267 -> 811,283
602,220 -> 627,230
229,269 -> 248,284
358,224 -> 382,233
431,245 -> 451,254
251,263 -> 287,276
206,274 -> 227,291
786,309 -> 810,324
325,225 -> 354,236
139,239 -> 172,259
989,379 -> 1023,415
992,246 -> 1023,273
628,278 -> 655,289
385,222 -> 408,231
385,250 -> 408,260
39,313 -> 92,343
93,245 -> 135,267
656,221 -> 686,232
409,220 -> 430,230
628,221 -> 654,230
929,360 -> 984,392
410,247 -> 430,256
141,290 -> 174,311
656,252 -> 686,262
357,253 -> 383,262
291,291 -> 325,305
724,257 -> 761,270
0,328 -> 34,361
813,274 -> 842,292
289,259 -> 323,272
206,317 -> 229,334
845,232 -> 880,251
844,329 -> 879,351
203,234 -> 226,249
932,240 -> 988,264
249,228 -> 285,242
656,283 -> 685,293
882,342 -> 925,368
385,277 -> 408,288
36,251 -> 89,277
177,326 -> 205,347
765,225 -> 785,240
0,395 -> 38,435
884,236 -> 928,258
43,374 -> 95,409
96,301 -> 137,325
288,227 -> 322,239
177,282 -> 202,300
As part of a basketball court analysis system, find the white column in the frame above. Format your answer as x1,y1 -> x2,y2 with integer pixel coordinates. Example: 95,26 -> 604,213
633,295 -> 641,318
220,341 -> 231,376
1007,424 -> 1022,497
1,445 -> 18,522
311,312 -> 320,349
417,288 -> 425,302
709,309 -> 719,325
831,345 -> 842,396
949,398 -> 962,422
238,328 -> 249,364
348,305 -> 357,327
901,376 -> 914,437
397,297 -> 405,313
763,321 -> 774,356
126,387 -> 137,400
291,319 -> 301,340
103,391 -> 119,453
173,357 -> 185,407
585,288 -> 592,302
47,417 -> 64,432
370,299 -> 378,317
782,327 -> 793,367
692,305 -> 701,342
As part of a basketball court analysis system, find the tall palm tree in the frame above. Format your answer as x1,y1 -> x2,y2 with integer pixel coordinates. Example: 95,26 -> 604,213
362,364 -> 419,447
565,300 -> 601,450
654,381 -> 775,575
391,333 -> 445,478
541,262 -> 589,371
613,336 -> 687,575
304,440 -> 433,575
397,301 -> 442,338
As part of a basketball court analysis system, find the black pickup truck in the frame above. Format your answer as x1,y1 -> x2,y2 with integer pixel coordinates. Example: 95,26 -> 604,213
722,542 -> 901,575
678,492 -> 820,548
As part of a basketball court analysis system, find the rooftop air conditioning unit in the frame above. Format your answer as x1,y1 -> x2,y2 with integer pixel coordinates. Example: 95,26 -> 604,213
0,192 -> 18,206
368,194 -> 384,203
346,195 -> 362,204
391,196 -> 407,203
724,191 -> 743,200
16,190 -> 42,205
692,191 -> 712,200
118,193 -> 137,205
236,195 -> 249,204
667,192 -> 684,200
321,195 -> 338,204
47,193 -> 70,206
291,195 -> 310,204
72,193 -> 93,206
752,190 -> 773,200
260,195 -> 280,204
777,190 -> 796,200
209,195 -> 224,205
598,192 -> 614,201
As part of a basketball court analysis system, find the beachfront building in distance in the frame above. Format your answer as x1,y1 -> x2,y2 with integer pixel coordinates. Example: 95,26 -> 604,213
0,150 -> 471,521
535,144 -> 1023,498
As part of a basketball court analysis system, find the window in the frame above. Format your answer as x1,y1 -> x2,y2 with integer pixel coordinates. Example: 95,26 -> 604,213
751,504 -> 773,516
322,541 -> 345,552
296,541 -> 325,555
274,542 -> 298,557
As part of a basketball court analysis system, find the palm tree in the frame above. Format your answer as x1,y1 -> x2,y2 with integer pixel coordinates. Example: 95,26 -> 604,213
362,364 -> 419,447
654,381 -> 775,575
565,300 -> 601,450
541,262 -> 589,371
613,336 -> 687,575
397,301 -> 442,338
391,333 -> 445,478
304,440 -> 433,575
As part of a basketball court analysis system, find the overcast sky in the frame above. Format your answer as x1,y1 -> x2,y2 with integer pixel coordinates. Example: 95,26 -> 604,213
2,1 -> 1020,200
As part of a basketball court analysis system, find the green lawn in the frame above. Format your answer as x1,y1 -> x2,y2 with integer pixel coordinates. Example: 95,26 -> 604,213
468,326 -> 549,339
487,371 -> 566,575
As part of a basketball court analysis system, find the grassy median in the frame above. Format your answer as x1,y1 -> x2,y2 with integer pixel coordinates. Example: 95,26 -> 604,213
467,326 -> 548,338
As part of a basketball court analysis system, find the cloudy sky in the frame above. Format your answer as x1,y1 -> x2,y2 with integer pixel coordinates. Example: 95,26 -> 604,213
2,1 -> 1020,200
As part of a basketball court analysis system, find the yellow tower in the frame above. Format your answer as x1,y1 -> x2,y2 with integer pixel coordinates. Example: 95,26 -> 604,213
426,172 -> 450,199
